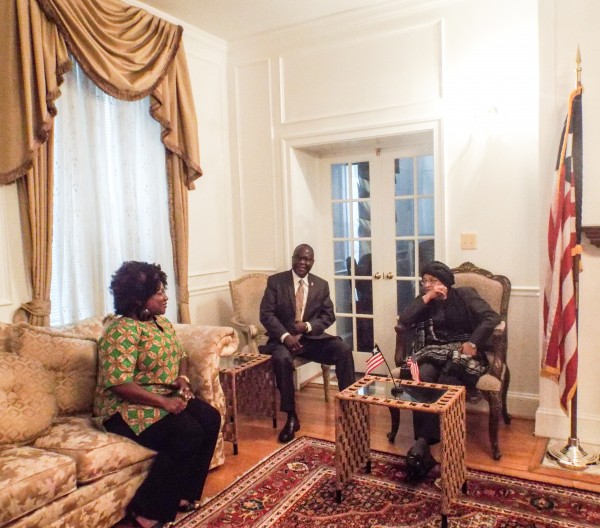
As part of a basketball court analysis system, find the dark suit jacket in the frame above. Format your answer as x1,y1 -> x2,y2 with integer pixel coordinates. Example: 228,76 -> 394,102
259,270 -> 336,343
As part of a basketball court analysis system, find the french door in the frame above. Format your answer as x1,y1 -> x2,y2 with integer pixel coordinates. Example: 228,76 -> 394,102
322,144 -> 436,374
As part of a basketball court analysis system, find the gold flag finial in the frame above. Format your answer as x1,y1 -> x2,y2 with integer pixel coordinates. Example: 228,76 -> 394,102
576,45 -> 582,87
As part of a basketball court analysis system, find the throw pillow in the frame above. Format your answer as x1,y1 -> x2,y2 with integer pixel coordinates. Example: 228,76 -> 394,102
10,324 -> 98,415
0,353 -> 57,445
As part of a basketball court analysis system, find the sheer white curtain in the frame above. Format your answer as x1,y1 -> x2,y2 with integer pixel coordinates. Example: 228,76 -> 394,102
51,60 -> 176,325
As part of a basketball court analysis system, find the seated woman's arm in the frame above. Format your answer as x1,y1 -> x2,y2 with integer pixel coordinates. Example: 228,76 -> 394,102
111,382 -> 187,414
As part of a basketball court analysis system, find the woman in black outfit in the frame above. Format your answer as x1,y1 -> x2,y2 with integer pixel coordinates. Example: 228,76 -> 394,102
399,261 -> 500,480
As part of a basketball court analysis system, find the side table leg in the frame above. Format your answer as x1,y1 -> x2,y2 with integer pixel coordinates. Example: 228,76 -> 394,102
336,490 -> 342,504
366,460 -> 371,473
233,443 -> 238,456
441,514 -> 447,528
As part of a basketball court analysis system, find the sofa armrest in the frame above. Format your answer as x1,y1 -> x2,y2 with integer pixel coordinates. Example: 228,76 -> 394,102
173,324 -> 239,468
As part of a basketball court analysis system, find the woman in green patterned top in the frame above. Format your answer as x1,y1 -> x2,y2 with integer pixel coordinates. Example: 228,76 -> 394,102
93,261 -> 220,528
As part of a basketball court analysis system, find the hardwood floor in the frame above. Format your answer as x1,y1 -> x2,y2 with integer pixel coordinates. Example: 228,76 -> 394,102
204,384 -> 600,501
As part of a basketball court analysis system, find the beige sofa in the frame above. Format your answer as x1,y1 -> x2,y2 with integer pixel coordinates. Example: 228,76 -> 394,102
0,317 -> 238,528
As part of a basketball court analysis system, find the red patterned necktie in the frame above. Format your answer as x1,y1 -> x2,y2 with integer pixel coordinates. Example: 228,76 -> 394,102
295,279 -> 305,321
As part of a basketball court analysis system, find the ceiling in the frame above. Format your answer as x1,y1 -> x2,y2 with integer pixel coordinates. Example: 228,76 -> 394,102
138,0 -> 394,41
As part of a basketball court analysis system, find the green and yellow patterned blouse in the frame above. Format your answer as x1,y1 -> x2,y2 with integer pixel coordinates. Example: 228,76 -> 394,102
93,315 -> 186,435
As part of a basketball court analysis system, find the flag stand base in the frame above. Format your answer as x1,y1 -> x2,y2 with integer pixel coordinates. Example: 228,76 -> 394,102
546,437 -> 599,471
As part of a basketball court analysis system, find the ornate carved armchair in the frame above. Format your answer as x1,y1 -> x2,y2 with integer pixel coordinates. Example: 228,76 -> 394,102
388,261 -> 511,460
228,273 -> 332,401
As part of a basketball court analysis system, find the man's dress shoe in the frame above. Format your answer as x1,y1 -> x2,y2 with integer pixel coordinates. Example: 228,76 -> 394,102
278,414 -> 300,443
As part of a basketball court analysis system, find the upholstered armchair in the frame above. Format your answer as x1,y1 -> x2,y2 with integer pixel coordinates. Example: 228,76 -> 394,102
388,261 -> 511,460
228,273 -> 332,402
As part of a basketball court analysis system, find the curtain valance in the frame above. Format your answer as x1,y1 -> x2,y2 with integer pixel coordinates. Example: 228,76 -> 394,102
1,0 -> 202,189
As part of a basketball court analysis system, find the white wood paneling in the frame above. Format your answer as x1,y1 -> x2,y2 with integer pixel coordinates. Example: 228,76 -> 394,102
280,22 -> 442,124
234,60 -> 279,271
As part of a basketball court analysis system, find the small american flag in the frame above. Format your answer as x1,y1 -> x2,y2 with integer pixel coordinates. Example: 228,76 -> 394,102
408,355 -> 420,382
365,345 -> 385,374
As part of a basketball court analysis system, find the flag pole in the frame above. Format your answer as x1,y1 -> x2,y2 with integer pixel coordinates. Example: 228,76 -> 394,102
546,47 -> 599,470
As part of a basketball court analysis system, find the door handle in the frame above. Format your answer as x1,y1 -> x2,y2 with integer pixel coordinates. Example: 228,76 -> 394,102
373,272 -> 382,280
385,272 -> 394,280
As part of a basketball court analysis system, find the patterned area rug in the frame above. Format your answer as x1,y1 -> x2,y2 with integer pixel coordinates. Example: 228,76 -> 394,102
177,436 -> 600,527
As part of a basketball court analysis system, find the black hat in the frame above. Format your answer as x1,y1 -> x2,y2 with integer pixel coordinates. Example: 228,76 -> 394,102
421,261 -> 455,287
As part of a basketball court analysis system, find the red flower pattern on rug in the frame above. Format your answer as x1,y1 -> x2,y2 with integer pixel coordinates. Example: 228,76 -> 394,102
178,436 -> 600,527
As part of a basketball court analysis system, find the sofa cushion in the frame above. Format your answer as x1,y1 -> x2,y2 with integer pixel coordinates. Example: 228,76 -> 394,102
0,353 -> 57,446
0,445 -> 76,527
10,324 -> 98,415
33,416 -> 156,484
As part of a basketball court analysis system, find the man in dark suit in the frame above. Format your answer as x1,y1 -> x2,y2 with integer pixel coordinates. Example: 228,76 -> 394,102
260,243 -> 355,442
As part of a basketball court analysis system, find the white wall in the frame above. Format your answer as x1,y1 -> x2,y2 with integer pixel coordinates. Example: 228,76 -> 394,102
227,0 -> 542,420
2,0 -> 600,442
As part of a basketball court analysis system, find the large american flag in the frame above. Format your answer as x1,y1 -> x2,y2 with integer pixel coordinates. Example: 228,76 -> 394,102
541,86 -> 583,415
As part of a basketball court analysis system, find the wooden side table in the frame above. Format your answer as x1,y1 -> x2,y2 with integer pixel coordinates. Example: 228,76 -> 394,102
335,375 -> 466,528
219,353 -> 277,455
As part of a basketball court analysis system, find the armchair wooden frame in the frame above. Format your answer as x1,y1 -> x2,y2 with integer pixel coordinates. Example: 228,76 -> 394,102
388,261 -> 511,460
228,273 -> 332,402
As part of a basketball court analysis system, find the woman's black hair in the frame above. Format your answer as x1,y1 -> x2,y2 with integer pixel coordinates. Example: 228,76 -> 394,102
110,261 -> 167,318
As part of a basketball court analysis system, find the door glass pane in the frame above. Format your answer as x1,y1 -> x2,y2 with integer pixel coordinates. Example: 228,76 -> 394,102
418,239 -> 435,273
417,156 -> 434,194
355,244 -> 372,275
354,202 -> 371,237
352,162 -> 370,198
395,199 -> 414,236
417,197 -> 434,235
334,279 -> 352,314
331,163 -> 349,200
355,280 -> 373,314
397,280 -> 417,314
334,240 -> 352,276
336,316 -> 353,349
356,317 -> 374,352
395,158 -> 414,196
396,239 -> 415,277
332,202 -> 351,238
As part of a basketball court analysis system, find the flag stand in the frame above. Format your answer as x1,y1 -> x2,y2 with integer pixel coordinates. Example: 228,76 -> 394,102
545,49 -> 599,471
546,257 -> 599,470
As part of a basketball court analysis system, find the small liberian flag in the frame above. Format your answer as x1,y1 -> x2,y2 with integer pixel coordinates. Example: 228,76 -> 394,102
408,355 -> 421,382
365,345 -> 385,374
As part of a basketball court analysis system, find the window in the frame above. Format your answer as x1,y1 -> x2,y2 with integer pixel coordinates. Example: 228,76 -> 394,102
51,60 -> 176,325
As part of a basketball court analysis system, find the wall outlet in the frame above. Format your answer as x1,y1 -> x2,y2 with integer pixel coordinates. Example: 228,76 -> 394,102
461,232 -> 477,250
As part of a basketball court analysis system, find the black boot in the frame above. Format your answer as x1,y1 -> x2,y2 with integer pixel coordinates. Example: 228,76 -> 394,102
278,412 -> 300,443
405,437 -> 436,482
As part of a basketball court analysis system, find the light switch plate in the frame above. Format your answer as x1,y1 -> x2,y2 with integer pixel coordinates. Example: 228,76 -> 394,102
461,232 -> 477,250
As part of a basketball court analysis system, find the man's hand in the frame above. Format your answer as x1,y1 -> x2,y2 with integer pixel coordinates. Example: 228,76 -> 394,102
283,334 -> 303,354
293,321 -> 307,334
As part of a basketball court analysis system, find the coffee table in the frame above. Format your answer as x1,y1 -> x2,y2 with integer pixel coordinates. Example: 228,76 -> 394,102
335,375 -> 466,528
219,353 -> 277,455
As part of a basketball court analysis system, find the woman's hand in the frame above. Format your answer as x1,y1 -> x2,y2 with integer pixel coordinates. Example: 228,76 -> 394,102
174,375 -> 194,402
161,395 -> 188,414
422,283 -> 448,303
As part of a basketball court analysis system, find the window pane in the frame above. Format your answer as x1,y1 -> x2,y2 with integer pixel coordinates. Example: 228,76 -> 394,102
417,155 -> 434,195
331,163 -> 349,200
356,318 -> 374,352
336,316 -> 354,350
332,202 -> 351,238
396,240 -> 415,277
395,198 -> 414,236
352,162 -> 370,199
334,240 -> 352,275
417,197 -> 434,236
395,158 -> 414,196
335,278 -> 352,314
397,280 -> 417,315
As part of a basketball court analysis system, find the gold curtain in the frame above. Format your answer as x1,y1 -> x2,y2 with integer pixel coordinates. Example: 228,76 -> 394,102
1,0 -> 202,323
